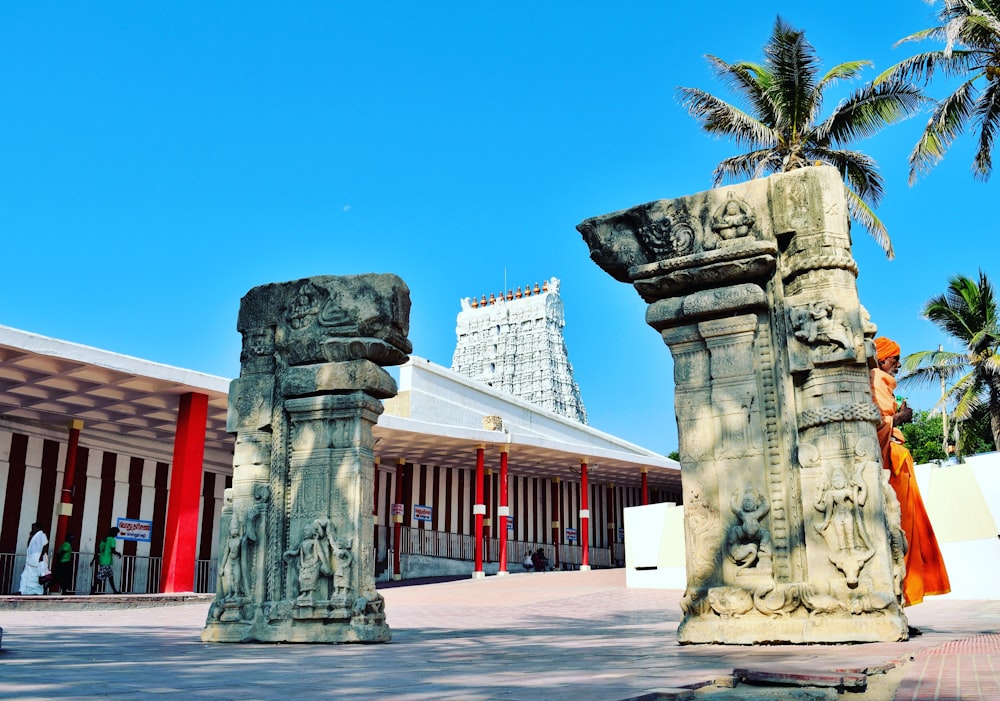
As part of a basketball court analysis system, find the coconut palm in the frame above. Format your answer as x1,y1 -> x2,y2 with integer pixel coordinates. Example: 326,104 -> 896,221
877,0 -> 1000,183
900,270 -> 1000,451
677,16 -> 925,258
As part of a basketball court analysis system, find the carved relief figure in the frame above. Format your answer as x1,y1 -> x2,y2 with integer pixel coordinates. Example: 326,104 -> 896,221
243,484 -> 269,596
219,518 -> 245,601
685,484 -> 721,586
814,466 -> 875,586
332,537 -> 353,596
790,302 -> 853,351
707,198 -> 755,249
318,296 -> 355,332
287,283 -> 321,330
727,486 -> 771,574
284,519 -> 334,606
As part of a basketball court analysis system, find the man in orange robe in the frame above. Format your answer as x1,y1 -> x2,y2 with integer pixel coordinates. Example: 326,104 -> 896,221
871,337 -> 951,605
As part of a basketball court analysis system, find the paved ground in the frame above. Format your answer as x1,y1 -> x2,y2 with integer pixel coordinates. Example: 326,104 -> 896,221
1,569 -> 998,700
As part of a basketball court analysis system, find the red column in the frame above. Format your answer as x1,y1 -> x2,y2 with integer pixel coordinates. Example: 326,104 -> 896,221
392,458 -> 405,580
484,467 -> 493,562
498,446 -> 509,575
160,392 -> 208,593
473,445 -> 485,578
580,460 -> 590,571
551,477 -> 560,570
54,420 -> 83,569
641,466 -> 649,505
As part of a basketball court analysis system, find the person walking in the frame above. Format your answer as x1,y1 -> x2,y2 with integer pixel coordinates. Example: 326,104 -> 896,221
16,522 -> 49,595
90,527 -> 122,594
54,533 -> 76,594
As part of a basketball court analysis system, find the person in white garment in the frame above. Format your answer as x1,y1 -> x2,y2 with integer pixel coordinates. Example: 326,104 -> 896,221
17,522 -> 50,595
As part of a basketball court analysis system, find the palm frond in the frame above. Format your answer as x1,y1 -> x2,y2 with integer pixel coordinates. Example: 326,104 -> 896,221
711,150 -> 783,185
818,80 -> 926,146
892,25 -> 948,48
810,147 -> 885,206
764,17 -> 821,143
947,0 -> 1000,49
901,348 -> 969,372
676,87 -> 776,148
704,55 -> 778,127
841,185 -> 893,258
923,272 -> 1000,352
908,78 -> 980,183
971,75 -> 1000,179
879,49 -> 981,85
818,60 -> 871,90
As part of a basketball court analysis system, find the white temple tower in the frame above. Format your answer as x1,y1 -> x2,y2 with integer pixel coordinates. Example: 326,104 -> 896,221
451,277 -> 587,424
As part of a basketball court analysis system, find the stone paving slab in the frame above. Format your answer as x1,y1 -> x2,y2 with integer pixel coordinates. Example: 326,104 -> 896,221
1,569 -> 997,700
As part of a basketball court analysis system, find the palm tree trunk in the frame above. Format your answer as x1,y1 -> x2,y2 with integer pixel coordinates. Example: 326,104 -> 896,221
991,381 -> 1000,453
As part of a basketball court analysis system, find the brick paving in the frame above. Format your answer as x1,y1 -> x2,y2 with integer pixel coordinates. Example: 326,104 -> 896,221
0,569 -> 997,700
893,634 -> 1000,701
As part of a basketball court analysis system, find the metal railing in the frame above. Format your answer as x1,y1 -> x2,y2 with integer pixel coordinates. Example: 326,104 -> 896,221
1,552 -> 217,595
3,530 -> 625,592
392,526 -> 620,572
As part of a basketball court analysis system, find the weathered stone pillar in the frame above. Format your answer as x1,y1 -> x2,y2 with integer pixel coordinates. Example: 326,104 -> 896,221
578,166 -> 907,643
202,273 -> 410,643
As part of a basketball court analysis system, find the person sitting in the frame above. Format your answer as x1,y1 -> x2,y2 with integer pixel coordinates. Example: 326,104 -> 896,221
871,337 -> 951,606
522,550 -> 534,572
531,548 -> 548,573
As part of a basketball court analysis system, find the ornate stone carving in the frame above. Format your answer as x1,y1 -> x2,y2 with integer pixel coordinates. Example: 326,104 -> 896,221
203,274 -> 408,644
727,486 -> 772,576
451,277 -> 587,423
813,464 -> 875,587
706,197 -> 756,249
789,301 -> 854,351
579,166 -> 907,644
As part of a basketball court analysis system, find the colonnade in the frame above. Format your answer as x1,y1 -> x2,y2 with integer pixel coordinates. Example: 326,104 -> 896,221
374,444 -> 676,579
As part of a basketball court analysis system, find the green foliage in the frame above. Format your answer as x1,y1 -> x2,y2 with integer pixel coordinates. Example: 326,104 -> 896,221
677,16 -> 925,258
900,270 -> 1000,452
900,411 -> 948,464
958,407 -> 997,456
667,450 -> 680,461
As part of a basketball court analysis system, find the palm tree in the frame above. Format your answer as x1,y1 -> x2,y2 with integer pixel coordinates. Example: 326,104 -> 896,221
900,270 -> 1000,452
677,16 -> 925,258
877,0 -> 1000,183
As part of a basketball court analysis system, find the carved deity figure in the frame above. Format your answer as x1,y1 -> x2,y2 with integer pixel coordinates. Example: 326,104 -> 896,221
815,467 -> 869,552
708,198 -> 755,247
284,519 -> 334,606
219,518 -> 245,601
332,537 -> 353,596
288,284 -> 320,329
814,466 -> 875,586
728,487 -> 771,573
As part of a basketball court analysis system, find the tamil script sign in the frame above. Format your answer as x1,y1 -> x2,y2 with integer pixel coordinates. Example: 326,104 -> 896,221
413,504 -> 433,522
565,527 -> 578,543
116,517 -> 153,542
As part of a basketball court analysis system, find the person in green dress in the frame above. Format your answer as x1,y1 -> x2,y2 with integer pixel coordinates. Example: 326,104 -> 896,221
90,527 -> 122,594
55,533 -> 76,594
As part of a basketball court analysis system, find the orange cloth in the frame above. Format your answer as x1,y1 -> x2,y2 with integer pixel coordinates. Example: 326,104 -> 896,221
874,337 -> 900,362
871,367 -> 951,605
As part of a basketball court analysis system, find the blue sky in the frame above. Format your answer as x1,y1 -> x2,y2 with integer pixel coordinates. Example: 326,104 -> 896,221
0,2 -> 993,455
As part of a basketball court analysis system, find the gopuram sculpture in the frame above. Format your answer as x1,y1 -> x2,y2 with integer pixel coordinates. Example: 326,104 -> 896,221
577,166 -> 908,643
202,273 -> 410,643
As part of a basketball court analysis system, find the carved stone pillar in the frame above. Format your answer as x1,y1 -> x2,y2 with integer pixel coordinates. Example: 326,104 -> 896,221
202,274 -> 410,643
578,166 -> 907,643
